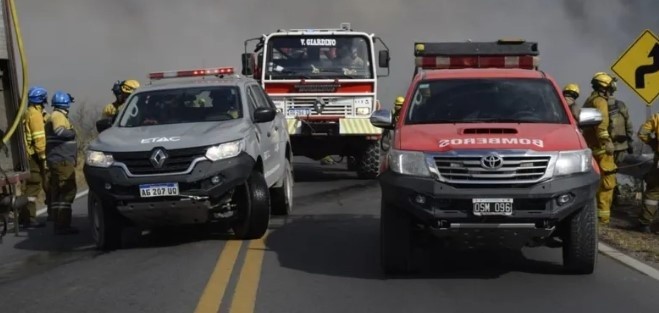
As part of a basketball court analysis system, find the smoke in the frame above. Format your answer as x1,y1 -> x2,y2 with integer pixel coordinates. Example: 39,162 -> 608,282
15,0 -> 658,127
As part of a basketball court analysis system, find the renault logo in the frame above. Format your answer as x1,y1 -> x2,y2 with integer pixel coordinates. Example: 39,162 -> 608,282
150,148 -> 168,168
481,153 -> 503,170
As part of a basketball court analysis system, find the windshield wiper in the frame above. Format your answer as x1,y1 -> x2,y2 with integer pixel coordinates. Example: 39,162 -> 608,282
410,119 -> 459,124
267,72 -> 312,79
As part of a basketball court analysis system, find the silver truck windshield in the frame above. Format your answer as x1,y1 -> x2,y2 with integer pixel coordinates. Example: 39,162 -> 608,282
118,86 -> 243,127
265,35 -> 373,79
405,78 -> 569,124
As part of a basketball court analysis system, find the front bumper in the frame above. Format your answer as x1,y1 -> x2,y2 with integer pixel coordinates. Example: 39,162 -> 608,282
380,170 -> 599,225
83,152 -> 255,226
286,118 -> 383,136
380,170 -> 599,248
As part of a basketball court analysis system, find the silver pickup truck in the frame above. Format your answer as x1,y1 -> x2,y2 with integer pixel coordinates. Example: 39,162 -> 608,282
84,67 -> 293,250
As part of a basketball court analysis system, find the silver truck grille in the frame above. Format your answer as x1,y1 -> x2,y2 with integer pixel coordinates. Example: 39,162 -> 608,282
433,154 -> 551,183
113,146 -> 208,175
282,97 -> 351,116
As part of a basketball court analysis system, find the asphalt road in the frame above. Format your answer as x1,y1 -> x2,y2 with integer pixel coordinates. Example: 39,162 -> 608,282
1,157 -> 659,313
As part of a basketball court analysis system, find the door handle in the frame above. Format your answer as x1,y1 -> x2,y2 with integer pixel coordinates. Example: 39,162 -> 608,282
267,132 -> 271,137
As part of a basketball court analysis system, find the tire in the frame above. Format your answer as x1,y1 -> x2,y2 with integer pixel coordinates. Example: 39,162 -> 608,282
357,141 -> 380,179
561,198 -> 598,274
88,191 -> 123,251
271,160 -> 294,216
380,200 -> 415,275
232,170 -> 271,239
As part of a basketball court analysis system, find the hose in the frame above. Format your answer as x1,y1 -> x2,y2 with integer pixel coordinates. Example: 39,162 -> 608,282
2,0 -> 29,145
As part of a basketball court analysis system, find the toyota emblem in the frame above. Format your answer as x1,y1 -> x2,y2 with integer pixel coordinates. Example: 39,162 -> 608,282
480,153 -> 503,170
150,148 -> 168,168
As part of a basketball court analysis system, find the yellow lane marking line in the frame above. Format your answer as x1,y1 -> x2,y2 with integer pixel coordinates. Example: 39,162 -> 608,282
228,231 -> 270,313
194,240 -> 243,313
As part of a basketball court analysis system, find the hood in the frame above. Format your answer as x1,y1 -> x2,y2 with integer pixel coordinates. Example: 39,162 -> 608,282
398,123 -> 584,152
89,119 -> 250,152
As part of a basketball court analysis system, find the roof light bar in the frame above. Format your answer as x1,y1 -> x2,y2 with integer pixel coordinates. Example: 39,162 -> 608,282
148,67 -> 235,80
414,40 -> 539,70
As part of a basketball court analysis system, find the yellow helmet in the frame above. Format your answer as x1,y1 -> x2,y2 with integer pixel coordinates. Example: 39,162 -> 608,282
591,72 -> 616,89
120,79 -> 140,94
394,96 -> 404,108
563,83 -> 580,97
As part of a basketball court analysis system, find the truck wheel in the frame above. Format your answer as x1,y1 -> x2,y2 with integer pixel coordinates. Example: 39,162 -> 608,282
271,160 -> 293,216
561,199 -> 598,274
357,142 -> 380,179
233,170 -> 271,239
88,191 -> 123,250
380,200 -> 415,275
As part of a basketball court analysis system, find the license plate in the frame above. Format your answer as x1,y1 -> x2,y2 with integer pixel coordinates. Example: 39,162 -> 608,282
288,108 -> 312,116
139,183 -> 179,198
472,198 -> 513,216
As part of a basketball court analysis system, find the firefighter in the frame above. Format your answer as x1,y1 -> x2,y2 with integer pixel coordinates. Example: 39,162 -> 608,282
46,91 -> 79,235
101,79 -> 140,120
581,72 -> 617,225
20,86 -> 50,228
562,83 -> 581,120
607,81 -> 634,207
393,96 -> 404,122
635,113 -> 659,233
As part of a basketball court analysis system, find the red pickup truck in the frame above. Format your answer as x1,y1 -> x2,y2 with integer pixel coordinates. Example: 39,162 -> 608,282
370,39 -> 603,275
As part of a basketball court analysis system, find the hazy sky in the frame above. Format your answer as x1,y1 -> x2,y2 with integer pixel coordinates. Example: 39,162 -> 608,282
14,0 -> 659,128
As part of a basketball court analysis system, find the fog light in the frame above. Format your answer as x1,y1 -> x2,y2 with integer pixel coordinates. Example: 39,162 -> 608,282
557,194 -> 571,205
211,176 -> 221,184
415,194 -> 426,204
104,183 -> 112,190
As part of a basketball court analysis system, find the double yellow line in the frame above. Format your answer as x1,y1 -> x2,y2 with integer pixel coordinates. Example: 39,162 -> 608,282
194,231 -> 269,313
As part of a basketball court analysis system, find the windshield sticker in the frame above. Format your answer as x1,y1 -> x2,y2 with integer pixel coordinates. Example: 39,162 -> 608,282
300,38 -> 337,46
439,138 -> 544,148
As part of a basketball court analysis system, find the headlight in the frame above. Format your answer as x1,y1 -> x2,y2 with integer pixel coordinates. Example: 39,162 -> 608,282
554,149 -> 592,176
85,150 -> 114,168
205,139 -> 245,161
388,149 -> 434,177
356,107 -> 371,115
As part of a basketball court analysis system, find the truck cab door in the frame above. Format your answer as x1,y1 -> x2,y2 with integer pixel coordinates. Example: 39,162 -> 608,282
247,86 -> 280,186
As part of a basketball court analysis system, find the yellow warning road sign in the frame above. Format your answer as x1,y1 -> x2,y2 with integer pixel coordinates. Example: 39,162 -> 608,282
611,29 -> 659,106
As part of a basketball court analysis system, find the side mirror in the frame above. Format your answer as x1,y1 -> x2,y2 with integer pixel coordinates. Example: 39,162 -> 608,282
378,50 -> 390,68
253,107 -> 276,123
370,109 -> 394,129
578,107 -> 603,128
241,53 -> 253,76
95,118 -> 113,133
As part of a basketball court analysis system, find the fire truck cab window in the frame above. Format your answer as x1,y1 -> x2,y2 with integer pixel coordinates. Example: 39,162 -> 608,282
405,78 -> 569,125
265,35 -> 373,79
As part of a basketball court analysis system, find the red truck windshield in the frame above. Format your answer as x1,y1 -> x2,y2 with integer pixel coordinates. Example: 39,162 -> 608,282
264,35 -> 373,79
404,78 -> 569,125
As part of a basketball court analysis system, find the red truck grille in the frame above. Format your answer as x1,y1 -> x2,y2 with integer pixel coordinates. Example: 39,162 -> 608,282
433,155 -> 551,184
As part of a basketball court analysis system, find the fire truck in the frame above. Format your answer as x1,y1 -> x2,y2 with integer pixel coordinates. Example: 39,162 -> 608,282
0,0 -> 31,238
240,23 -> 391,178
370,39 -> 603,275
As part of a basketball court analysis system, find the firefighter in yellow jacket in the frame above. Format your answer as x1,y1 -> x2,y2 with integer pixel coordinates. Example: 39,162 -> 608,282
635,113 -> 659,233
101,79 -> 140,120
20,86 -> 50,228
46,91 -> 79,235
562,83 -> 581,121
581,72 -> 617,225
